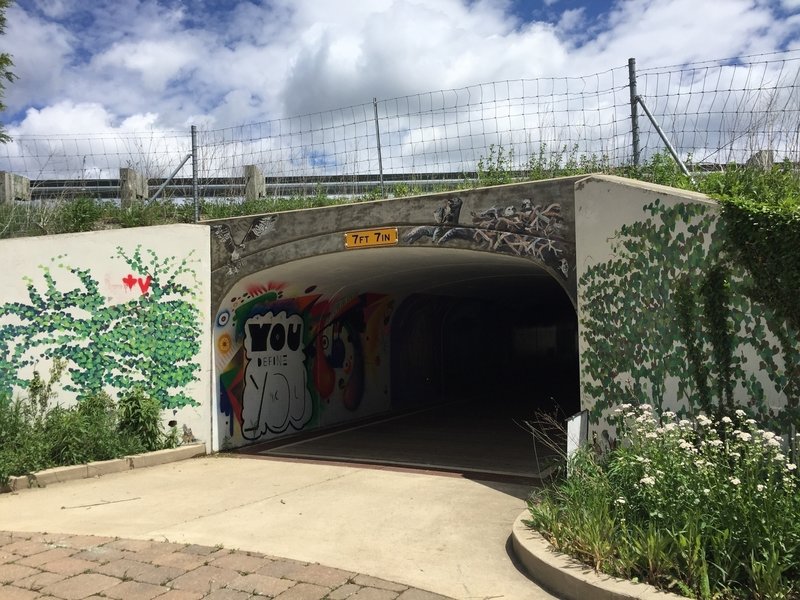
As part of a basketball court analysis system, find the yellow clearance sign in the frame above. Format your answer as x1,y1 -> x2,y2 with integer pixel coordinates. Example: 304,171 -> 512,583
344,227 -> 399,249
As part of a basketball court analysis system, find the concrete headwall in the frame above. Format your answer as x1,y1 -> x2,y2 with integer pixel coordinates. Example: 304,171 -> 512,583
210,178 -> 581,447
208,177 -> 581,313
2,175 -> 790,456
0,225 -> 212,447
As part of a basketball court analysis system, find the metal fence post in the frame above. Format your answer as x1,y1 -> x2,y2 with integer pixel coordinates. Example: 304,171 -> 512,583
373,98 -> 385,198
628,58 -> 640,169
636,95 -> 693,182
191,125 -> 199,222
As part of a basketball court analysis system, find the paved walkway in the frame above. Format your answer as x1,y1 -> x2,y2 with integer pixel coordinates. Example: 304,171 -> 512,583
0,530 -> 450,599
0,456 -> 556,599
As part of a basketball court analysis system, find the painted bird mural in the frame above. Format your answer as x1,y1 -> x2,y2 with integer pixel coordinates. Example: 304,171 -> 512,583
212,215 -> 277,274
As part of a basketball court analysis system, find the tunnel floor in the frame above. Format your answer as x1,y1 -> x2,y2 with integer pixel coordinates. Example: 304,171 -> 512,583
236,399 -> 566,481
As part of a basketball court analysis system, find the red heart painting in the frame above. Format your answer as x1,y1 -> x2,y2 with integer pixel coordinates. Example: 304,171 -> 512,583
137,275 -> 152,294
122,274 -> 152,294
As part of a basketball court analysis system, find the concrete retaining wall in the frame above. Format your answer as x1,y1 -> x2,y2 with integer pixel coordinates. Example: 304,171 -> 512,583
574,175 -> 790,433
0,225 -> 213,448
1,175 -> 792,454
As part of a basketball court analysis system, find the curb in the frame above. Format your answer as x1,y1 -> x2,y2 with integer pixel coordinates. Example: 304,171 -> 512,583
511,510 -> 686,600
1,442 -> 207,493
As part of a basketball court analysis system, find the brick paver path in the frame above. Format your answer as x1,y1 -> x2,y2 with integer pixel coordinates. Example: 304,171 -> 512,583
0,531 -> 452,600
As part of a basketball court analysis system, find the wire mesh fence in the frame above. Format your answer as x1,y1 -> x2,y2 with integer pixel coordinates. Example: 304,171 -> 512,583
2,130 -> 192,181
635,50 -> 800,167
0,49 -> 799,205
196,66 -> 632,181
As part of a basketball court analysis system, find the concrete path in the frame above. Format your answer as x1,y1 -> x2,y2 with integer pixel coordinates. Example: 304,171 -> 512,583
0,455 -> 557,600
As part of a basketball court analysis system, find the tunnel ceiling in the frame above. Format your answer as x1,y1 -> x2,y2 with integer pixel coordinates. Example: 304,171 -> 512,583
254,246 -> 572,316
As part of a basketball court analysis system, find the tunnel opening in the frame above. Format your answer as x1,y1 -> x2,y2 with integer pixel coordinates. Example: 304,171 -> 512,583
233,246 -> 579,480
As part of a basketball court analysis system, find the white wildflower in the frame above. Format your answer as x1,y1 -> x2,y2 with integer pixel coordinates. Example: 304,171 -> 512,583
703,488 -> 710,495
645,432 -> 658,439
640,476 -> 656,486
616,497 -> 626,505
696,415 -> 712,427
746,419 -> 757,425
729,477 -> 741,486
762,431 -> 777,441
663,411 -> 676,420
679,440 -> 694,451
766,438 -> 782,448
679,419 -> 691,427
735,409 -> 746,418
664,423 -> 677,432
757,484 -> 765,492
707,439 -> 724,448
788,464 -> 797,471
721,416 -> 732,424
775,453 -> 786,463
735,431 -> 752,442
640,404 -> 652,412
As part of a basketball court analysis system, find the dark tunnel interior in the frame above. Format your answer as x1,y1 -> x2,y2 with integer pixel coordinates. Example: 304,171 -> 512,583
244,247 -> 580,480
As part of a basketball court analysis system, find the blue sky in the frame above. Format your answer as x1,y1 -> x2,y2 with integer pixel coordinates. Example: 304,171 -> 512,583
2,0 -> 799,136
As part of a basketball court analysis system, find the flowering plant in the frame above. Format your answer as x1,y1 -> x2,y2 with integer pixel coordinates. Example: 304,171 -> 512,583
526,405 -> 799,599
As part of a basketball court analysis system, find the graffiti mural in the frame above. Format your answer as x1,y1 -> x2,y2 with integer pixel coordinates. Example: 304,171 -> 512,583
404,195 -> 571,279
0,246 -> 202,409
241,311 -> 312,439
216,280 -> 393,445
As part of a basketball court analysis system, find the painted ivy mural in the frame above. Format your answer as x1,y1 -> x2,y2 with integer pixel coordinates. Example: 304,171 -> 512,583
0,246 -> 202,408
580,199 -> 799,432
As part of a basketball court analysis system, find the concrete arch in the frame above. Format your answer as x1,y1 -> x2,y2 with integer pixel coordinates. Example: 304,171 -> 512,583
209,178 -> 583,455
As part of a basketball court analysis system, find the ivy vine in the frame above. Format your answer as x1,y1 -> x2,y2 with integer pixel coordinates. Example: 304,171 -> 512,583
580,199 -> 797,433
0,246 -> 202,408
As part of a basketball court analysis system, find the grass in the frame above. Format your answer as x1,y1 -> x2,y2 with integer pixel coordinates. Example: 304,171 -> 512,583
0,145 -> 756,239
3,144 -> 800,240
527,405 -> 800,599
0,361 -> 178,487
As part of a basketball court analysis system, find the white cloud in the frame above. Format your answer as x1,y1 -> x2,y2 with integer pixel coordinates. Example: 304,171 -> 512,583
1,0 -> 800,178
4,4 -> 74,113
92,37 -> 203,92
12,101 -> 115,135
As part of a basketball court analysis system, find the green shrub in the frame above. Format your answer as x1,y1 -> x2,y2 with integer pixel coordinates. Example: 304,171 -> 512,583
0,377 -> 179,486
117,388 -> 169,452
527,406 -> 800,599
58,196 -> 102,233
477,144 -> 515,186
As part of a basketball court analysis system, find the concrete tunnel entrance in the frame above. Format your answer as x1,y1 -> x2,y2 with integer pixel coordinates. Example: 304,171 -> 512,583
236,246 -> 579,480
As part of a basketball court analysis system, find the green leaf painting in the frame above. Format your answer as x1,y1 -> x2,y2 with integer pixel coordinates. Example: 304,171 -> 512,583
0,246 -> 202,408
580,200 -> 799,432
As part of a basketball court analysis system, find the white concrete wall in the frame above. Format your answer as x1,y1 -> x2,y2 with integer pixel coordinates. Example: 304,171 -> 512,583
574,175 -> 789,433
0,224 -> 212,448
